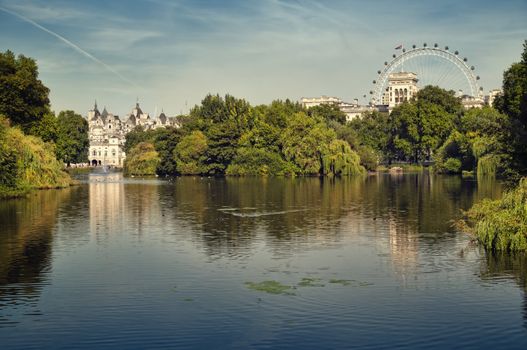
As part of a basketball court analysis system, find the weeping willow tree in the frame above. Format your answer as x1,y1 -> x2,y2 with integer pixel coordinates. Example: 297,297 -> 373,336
321,139 -> 365,176
458,178 -> 527,251
0,116 -> 71,197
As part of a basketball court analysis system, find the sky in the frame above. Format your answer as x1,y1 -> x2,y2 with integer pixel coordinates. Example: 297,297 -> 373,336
0,0 -> 526,117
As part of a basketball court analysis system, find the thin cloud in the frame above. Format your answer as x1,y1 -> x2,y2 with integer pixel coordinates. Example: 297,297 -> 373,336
0,5 -> 140,89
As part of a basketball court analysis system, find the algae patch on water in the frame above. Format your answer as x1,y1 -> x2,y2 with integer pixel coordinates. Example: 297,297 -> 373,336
328,279 -> 374,287
245,280 -> 295,295
298,277 -> 325,287
329,279 -> 354,286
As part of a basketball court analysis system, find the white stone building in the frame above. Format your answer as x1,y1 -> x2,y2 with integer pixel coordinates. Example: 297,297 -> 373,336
300,96 -> 342,109
383,72 -> 419,109
88,101 -> 176,167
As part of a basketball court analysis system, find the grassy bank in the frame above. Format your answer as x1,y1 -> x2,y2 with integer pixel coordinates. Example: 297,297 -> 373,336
458,178 -> 527,251
0,117 -> 71,198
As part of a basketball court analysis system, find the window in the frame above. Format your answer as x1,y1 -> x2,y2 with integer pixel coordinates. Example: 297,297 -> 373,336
93,150 -> 96,156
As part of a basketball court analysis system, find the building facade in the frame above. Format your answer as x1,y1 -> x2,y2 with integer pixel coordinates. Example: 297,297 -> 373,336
383,72 -> 419,109
88,101 -> 177,167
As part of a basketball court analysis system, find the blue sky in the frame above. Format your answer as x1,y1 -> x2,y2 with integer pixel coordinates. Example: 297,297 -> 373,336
0,0 -> 526,117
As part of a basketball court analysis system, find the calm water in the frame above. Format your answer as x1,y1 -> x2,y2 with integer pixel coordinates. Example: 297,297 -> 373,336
1,173 -> 526,349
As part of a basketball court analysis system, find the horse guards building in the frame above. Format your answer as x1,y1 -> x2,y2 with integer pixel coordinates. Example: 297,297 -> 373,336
88,101 -> 179,167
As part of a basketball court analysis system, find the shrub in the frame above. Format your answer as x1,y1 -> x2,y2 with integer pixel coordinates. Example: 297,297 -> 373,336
458,178 -> 527,251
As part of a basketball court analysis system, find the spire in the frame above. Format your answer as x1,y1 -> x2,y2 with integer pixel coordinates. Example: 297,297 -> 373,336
94,99 -> 98,110
136,97 -> 139,109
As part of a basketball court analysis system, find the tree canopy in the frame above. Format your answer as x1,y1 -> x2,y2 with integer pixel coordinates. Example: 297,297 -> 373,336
0,50 -> 50,133
55,110 -> 89,165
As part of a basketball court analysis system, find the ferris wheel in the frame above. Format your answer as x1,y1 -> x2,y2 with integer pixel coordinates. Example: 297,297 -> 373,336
370,43 -> 482,105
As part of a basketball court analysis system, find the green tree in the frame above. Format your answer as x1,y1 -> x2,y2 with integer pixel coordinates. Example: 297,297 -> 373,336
307,103 -> 347,124
124,126 -> 147,153
280,112 -> 335,174
124,142 -> 160,176
494,40 -> 527,174
28,112 -> 58,143
0,50 -> 50,133
55,110 -> 89,165
174,130 -> 209,175
321,139 -> 364,176
414,85 -> 463,115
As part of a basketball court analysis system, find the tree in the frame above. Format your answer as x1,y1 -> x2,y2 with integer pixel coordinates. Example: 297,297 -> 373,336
0,50 -> 50,133
28,112 -> 58,143
124,142 -> 160,176
321,139 -> 364,176
55,110 -> 89,165
494,40 -> 527,174
280,112 -> 336,174
413,85 -> 463,115
307,103 -> 347,124
173,130 -> 209,175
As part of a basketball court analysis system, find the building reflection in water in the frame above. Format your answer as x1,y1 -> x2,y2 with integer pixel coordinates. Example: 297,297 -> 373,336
89,174 -> 164,242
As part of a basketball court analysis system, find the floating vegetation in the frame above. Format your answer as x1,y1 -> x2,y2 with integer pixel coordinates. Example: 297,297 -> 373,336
297,278 -> 325,287
329,279 -> 374,287
245,281 -> 295,295
246,277 -> 374,295
329,279 -> 354,286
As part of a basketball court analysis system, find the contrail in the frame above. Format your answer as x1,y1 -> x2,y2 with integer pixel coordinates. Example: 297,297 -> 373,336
0,5 -> 139,88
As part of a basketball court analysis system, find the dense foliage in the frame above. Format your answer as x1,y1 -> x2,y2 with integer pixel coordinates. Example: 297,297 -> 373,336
459,40 -> 527,251
123,142 -> 160,176
0,50 -> 50,133
494,40 -> 527,175
125,95 -> 365,177
458,178 -> 527,251
55,110 -> 89,165
0,116 -> 71,197
0,50 -> 83,197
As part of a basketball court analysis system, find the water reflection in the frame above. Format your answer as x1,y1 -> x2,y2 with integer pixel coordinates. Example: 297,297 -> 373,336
0,187 -> 76,325
481,252 -> 527,329
2,172 -> 523,348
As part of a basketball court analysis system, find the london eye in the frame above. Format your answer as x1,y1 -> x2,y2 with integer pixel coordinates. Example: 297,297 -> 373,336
370,43 -> 482,105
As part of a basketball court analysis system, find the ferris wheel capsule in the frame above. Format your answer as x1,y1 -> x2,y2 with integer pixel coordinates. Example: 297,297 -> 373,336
373,80 -> 376,84
476,76 -> 480,80
392,54 -> 396,58
434,43 -> 438,48
412,44 -> 416,49
455,50 -> 459,55
471,66 -> 475,70
463,57 -> 468,62
377,70 -> 381,74
423,43 -> 427,47
445,46 -> 449,50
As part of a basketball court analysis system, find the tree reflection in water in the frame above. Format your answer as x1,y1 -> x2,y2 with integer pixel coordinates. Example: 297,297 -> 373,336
0,187 -> 76,325
481,252 -> 527,330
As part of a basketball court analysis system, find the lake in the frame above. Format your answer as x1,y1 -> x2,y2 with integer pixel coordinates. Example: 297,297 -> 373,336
1,172 -> 526,349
